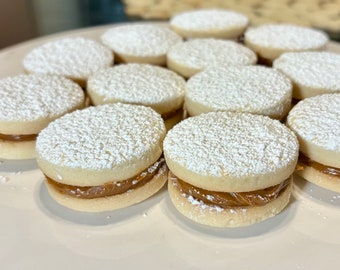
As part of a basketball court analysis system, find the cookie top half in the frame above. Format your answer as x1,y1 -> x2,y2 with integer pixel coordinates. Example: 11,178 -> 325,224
0,74 -> 84,135
23,37 -> 113,86
87,64 -> 185,115
273,52 -> 340,99
287,93 -> 340,168
36,103 -> 166,186
164,112 -> 299,192
185,65 -> 292,119
170,9 -> 249,39
244,24 -> 329,61
101,24 -> 182,65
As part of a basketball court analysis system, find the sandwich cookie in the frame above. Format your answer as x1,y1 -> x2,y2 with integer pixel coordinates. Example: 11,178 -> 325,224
36,103 -> 167,212
101,24 -> 182,65
287,94 -> 340,192
185,65 -> 292,120
164,112 -> 299,227
0,74 -> 85,160
273,52 -> 340,100
169,9 -> 249,39
244,24 -> 329,65
23,37 -> 113,88
87,64 -> 185,130
167,38 -> 257,78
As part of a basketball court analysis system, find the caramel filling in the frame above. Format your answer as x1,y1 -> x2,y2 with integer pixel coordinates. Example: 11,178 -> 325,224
0,133 -> 37,142
47,157 -> 166,199
298,153 -> 340,177
170,172 -> 290,207
162,107 -> 183,120
257,55 -> 273,67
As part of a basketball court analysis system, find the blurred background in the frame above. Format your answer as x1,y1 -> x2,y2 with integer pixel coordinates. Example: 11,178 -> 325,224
1,0 -> 339,49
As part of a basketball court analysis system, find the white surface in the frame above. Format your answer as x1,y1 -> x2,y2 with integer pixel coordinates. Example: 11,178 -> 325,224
1,24 -> 340,270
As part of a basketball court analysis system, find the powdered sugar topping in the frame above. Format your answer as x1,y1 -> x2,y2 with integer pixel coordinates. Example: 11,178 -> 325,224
273,52 -> 340,92
0,74 -> 84,122
23,37 -> 113,80
101,24 -> 182,57
287,93 -> 340,152
167,39 -> 256,70
170,9 -> 248,31
87,64 -> 185,113
185,65 -> 292,117
245,24 -> 328,50
36,103 -> 166,170
164,112 -> 298,177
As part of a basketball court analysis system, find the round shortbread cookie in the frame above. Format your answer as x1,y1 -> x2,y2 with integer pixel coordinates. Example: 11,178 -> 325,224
169,9 -> 249,39
101,24 -> 182,65
244,24 -> 329,61
23,37 -> 113,87
0,74 -> 85,160
167,38 -> 257,78
168,176 -> 292,227
286,93 -> 340,168
185,65 -> 292,119
163,111 -> 299,192
36,103 -> 166,186
273,52 -> 340,100
87,64 -> 185,116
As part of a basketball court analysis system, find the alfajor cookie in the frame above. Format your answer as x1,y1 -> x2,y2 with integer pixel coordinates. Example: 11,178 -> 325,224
244,24 -> 329,64
36,103 -> 167,212
185,65 -> 292,120
286,93 -> 340,192
101,24 -> 182,65
23,37 -> 113,87
273,52 -> 340,100
87,64 -> 185,130
164,112 -> 299,227
0,74 -> 85,160
167,38 -> 257,78
169,9 -> 249,39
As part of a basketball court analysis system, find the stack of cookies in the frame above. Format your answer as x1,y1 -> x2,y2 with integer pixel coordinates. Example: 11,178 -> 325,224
1,8 -> 339,228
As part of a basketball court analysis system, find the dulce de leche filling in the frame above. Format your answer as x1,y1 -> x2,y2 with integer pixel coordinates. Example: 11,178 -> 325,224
298,152 -> 340,177
0,133 -> 37,142
170,172 -> 290,207
46,157 -> 166,199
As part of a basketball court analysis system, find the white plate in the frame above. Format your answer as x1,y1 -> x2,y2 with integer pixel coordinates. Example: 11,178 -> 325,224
1,24 -> 340,270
